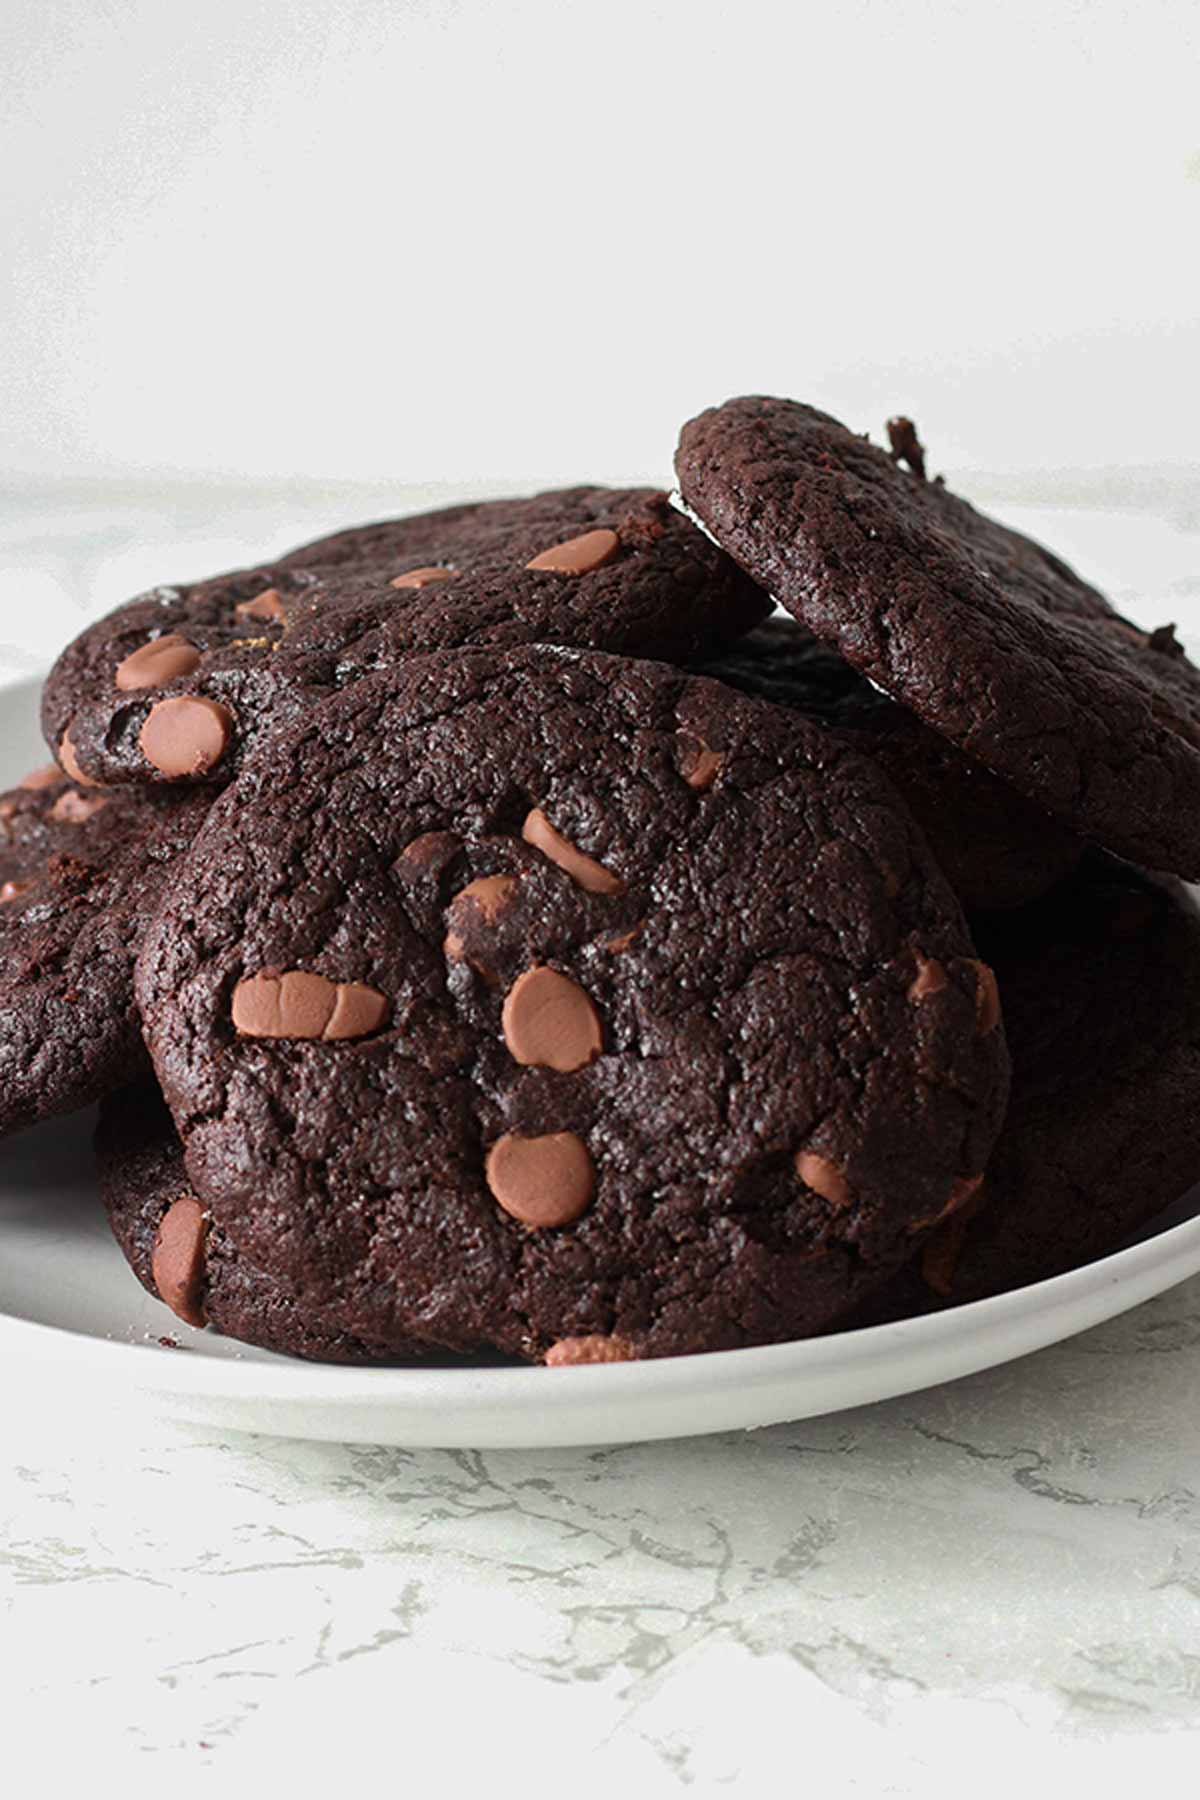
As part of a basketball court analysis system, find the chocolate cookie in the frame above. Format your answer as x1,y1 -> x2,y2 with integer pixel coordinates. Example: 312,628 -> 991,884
676,397 -> 1200,877
0,766 -> 209,1136
97,1084 -> 408,1361
861,856 -> 1200,1316
695,617 -> 1083,910
135,647 -> 1008,1363
42,488 -> 768,789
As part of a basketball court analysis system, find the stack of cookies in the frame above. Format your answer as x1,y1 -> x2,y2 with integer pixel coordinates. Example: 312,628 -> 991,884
6,398 -> 1200,1365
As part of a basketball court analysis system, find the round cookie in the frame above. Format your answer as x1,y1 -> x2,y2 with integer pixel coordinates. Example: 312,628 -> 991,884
97,1084 -> 416,1361
135,647 -> 1009,1364
859,856 -> 1200,1318
695,616 -> 1083,911
0,766 -> 210,1136
676,396 -> 1200,878
42,487 -> 769,789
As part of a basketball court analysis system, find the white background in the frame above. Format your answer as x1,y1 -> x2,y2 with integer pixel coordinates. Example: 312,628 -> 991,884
5,8 -> 1200,1786
4,0 -> 1199,490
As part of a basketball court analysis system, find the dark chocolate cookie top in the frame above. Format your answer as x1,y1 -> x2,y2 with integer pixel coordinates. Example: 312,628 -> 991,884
676,396 -> 1200,877
0,765 -> 209,1137
861,857 -> 1200,1314
136,647 -> 1008,1363
696,616 -> 1083,911
42,487 -> 768,789
97,1084 -> 408,1362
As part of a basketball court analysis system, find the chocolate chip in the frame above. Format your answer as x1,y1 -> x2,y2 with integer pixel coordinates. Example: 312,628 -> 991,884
544,1335 -> 635,1366
501,966 -> 602,1072
0,879 -> 31,903
886,415 -> 927,481
390,566 -> 454,590
678,733 -> 724,791
907,955 -> 948,1001
450,874 -> 519,926
522,808 -> 625,895
603,922 -> 644,954
972,961 -> 1001,1034
525,528 -> 620,576
20,765 -> 65,792
948,1173 -> 984,1213
58,727 -> 100,788
794,1150 -> 851,1208
115,633 -> 203,693
403,831 -> 459,864
397,831 -> 463,883
909,1172 -> 984,1234
232,970 -> 390,1041
486,1131 -> 595,1228
921,1212 -> 970,1296
443,875 -> 520,983
50,789 -> 109,825
151,1197 -> 209,1328
139,696 -> 233,779
236,589 -> 285,624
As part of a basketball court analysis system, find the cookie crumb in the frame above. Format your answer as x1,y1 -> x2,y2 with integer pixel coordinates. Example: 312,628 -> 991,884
1147,623 -> 1185,658
886,415 -> 927,481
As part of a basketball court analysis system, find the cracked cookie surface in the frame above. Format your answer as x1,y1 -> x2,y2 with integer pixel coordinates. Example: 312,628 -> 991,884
695,616 -> 1083,911
859,857 -> 1200,1315
43,487 -> 768,790
0,768 -> 209,1135
135,646 -> 1008,1362
676,396 -> 1200,877
98,1084 -> 416,1361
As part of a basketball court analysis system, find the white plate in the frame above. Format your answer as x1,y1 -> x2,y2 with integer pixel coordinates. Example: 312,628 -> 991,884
3,674 -> 1200,1449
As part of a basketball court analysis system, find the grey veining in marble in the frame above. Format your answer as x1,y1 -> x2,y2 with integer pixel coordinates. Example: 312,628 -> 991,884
2,477 -> 1199,1791
5,1276 -> 1200,1789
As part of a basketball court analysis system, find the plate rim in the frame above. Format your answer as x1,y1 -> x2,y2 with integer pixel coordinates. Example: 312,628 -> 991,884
5,1202 -> 1200,1412
3,670 -> 1200,1441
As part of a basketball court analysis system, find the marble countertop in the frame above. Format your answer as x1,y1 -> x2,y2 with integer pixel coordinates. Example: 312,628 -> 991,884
5,1284 -> 1200,1790
2,473 -> 1200,1788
